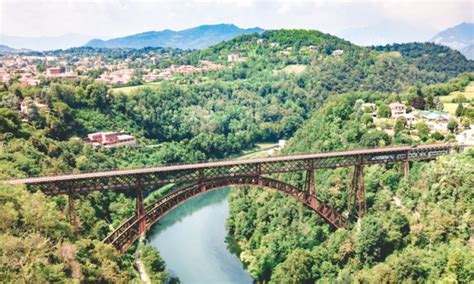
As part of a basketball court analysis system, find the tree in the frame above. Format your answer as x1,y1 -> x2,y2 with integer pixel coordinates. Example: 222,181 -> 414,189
461,118 -> 470,129
410,88 -> 425,110
0,107 -> 21,136
447,119 -> 458,133
431,131 -> 444,141
415,121 -> 430,141
271,249 -> 314,283
394,117 -> 407,135
356,215 -> 391,264
361,113 -> 374,127
377,103 -> 391,118
455,103 -> 464,117
360,130 -> 391,147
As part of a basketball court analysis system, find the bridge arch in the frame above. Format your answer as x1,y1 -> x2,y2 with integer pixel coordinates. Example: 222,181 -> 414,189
103,175 -> 348,253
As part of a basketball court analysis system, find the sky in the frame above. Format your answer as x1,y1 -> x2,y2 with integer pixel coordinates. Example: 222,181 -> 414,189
0,0 -> 473,44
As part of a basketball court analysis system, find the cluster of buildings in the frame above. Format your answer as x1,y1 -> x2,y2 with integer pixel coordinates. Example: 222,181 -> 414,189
388,102 -> 456,133
98,68 -> 134,85
0,55 -> 80,86
86,131 -> 137,148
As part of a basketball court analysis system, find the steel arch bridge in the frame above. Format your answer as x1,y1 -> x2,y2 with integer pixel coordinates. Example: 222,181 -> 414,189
5,143 -> 452,253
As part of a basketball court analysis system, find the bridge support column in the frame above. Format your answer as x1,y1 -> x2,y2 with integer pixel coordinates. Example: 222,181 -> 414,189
306,168 -> 317,208
68,193 -> 79,236
136,180 -> 145,235
402,159 -> 409,181
351,162 -> 366,218
199,169 -> 206,193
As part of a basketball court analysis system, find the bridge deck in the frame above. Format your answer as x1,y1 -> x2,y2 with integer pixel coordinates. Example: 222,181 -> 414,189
6,143 -> 450,185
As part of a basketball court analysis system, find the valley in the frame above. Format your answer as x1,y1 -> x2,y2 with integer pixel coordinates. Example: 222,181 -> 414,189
0,28 -> 473,283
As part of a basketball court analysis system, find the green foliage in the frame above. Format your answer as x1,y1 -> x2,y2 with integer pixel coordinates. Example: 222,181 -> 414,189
447,119 -> 458,133
455,103 -> 464,117
141,244 -> 169,283
1,29 -> 473,282
394,117 -> 407,135
377,103 -> 391,118
0,184 -> 132,282
271,248 -> 314,283
416,121 -> 430,141
227,92 -> 473,282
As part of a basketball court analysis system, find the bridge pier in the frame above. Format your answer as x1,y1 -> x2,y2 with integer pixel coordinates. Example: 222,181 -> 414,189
351,162 -> 366,218
401,159 -> 409,181
67,192 -> 79,236
306,168 -> 317,208
136,179 -> 146,235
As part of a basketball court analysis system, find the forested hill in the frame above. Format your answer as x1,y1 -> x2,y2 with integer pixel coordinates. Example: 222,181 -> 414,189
195,30 -> 473,91
373,42 -> 474,77
226,81 -> 474,282
0,29 -> 473,282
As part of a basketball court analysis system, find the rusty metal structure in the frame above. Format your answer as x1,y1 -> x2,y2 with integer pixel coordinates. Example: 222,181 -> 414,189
6,143 -> 452,253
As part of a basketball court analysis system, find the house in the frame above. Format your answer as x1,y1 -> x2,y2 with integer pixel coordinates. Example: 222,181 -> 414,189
227,54 -> 246,62
46,67 -> 62,76
389,102 -> 406,118
403,113 -> 417,128
332,49 -> 344,56
412,110 -> 451,122
87,131 -> 137,148
456,128 -> 474,147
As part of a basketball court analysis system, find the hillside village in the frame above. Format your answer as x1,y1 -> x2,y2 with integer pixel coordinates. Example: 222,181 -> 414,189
2,39 -> 474,150
356,85 -> 474,147
0,36 -> 353,88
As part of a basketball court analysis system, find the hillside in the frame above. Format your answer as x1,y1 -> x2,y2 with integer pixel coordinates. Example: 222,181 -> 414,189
373,42 -> 474,77
227,90 -> 474,282
430,22 -> 474,60
85,24 -> 264,49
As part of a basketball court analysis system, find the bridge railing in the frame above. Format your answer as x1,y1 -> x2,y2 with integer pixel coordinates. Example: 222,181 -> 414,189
4,143 -> 454,182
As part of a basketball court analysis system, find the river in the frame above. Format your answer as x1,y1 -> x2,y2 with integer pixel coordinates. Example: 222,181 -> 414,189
147,188 -> 253,284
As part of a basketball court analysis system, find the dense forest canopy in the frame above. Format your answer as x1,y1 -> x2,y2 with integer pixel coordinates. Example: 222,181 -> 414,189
226,92 -> 474,282
0,29 -> 473,282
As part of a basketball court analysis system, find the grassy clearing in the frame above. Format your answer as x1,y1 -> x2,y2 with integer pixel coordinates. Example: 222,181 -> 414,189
281,64 -> 307,75
112,82 -> 161,95
443,103 -> 458,115
438,82 -> 474,115
238,143 -> 279,160
439,82 -> 474,103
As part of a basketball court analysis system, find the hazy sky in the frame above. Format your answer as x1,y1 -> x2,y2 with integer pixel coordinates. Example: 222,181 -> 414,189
0,0 -> 472,39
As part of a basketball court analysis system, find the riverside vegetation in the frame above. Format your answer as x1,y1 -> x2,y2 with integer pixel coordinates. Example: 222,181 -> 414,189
0,30 -> 473,282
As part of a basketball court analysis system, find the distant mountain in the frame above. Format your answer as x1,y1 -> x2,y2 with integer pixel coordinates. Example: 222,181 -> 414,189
0,33 -> 95,51
85,24 -> 264,49
461,45 -> 474,60
430,22 -> 474,60
0,44 -> 15,54
0,44 -> 31,54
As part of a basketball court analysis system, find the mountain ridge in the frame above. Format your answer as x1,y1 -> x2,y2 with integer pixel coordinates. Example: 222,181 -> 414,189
430,22 -> 474,60
85,24 -> 264,49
